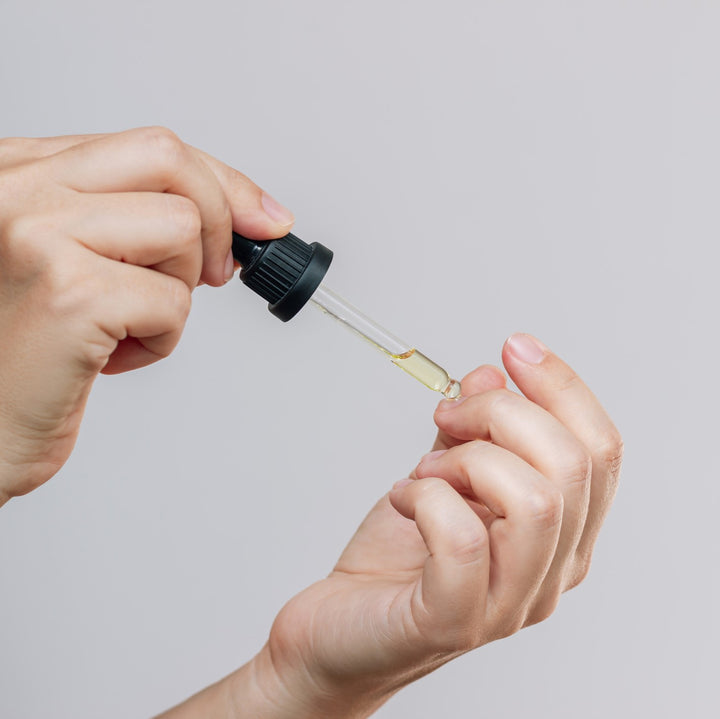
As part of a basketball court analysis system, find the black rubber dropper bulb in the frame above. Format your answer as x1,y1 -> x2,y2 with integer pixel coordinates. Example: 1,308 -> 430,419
231,231 -> 333,322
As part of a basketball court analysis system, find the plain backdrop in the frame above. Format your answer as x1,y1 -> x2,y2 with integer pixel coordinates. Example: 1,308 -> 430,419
1,1 -> 718,717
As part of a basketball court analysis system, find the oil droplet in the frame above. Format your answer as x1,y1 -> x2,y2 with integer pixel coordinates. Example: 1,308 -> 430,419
442,379 -> 462,399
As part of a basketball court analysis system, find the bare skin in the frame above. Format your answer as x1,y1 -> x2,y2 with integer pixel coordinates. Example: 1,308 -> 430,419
0,128 -> 294,501
0,130 -> 622,718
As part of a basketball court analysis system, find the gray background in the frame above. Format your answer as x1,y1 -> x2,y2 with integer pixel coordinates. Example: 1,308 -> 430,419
0,1 -> 717,717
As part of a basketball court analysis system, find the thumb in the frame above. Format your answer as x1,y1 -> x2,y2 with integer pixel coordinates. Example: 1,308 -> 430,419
501,333 -> 598,417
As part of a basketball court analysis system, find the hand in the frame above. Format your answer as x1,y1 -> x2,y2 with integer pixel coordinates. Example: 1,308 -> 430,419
0,128 -> 295,505
234,335 -> 622,718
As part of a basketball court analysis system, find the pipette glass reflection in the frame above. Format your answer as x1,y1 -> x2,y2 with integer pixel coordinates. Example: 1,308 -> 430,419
309,284 -> 461,399
231,231 -> 461,399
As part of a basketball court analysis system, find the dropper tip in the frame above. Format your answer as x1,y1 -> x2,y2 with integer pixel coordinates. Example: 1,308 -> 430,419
442,379 -> 462,400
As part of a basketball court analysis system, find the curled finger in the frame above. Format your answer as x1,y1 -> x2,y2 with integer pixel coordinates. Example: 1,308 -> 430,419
389,477 -> 489,650
415,441 -> 563,631
46,127 -> 232,286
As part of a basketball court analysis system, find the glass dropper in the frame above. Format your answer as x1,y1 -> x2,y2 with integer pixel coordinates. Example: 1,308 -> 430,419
309,284 -> 461,398
231,231 -> 462,399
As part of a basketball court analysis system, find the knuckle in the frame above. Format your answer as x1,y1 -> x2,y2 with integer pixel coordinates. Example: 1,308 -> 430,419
558,448 -> 593,486
526,591 -> 562,626
554,369 -> 582,394
565,552 -> 593,590
596,429 -> 625,478
168,279 -> 192,323
1,214 -> 54,265
151,338 -> 179,362
440,627 -> 478,654
485,388 -> 517,413
166,195 -> 202,244
45,262 -> 100,318
450,526 -> 488,567
413,478 -> 488,564
2,213 -> 33,247
0,162 -> 36,213
139,126 -> 186,170
421,611 -> 480,654
484,388 -> 518,425
449,439 -> 501,488
460,438 -> 491,465
453,443 -> 484,482
202,197 -> 232,240
519,484 -> 564,529
492,611 -> 526,640
414,476 -> 448,500
0,137 -> 32,166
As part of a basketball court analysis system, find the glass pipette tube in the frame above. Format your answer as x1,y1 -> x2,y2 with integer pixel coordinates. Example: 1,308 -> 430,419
310,284 -> 461,399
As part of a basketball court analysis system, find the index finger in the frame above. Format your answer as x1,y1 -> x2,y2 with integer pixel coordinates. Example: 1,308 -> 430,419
46,127 -> 233,286
0,133 -> 109,170
430,365 -> 507,452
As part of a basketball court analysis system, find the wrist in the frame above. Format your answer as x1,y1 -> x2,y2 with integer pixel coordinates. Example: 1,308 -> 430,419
226,643 -> 391,719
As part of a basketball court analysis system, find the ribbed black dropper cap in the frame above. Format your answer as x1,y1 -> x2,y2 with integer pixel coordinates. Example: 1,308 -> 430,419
231,232 -> 333,321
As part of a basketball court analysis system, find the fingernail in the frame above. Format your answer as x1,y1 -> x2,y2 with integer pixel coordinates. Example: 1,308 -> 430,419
224,249 -> 235,282
261,192 -> 295,226
436,395 -> 467,412
505,333 -> 547,364
392,478 -> 413,490
418,449 -> 447,465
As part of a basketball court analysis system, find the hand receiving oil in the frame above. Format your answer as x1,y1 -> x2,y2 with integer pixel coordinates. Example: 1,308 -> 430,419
216,334 -> 623,718
0,131 -> 622,718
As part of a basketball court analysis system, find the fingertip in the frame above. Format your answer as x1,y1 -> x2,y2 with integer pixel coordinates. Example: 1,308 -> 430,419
433,397 -> 465,433
261,191 -> 295,227
101,337 -> 166,374
200,266 -> 230,287
194,150 -> 295,241
413,449 -> 448,481
503,333 -> 549,367
388,478 -> 415,519
460,364 -> 507,396
229,191 -> 294,242
220,250 -> 233,282
200,235 -> 234,287
231,211 -> 295,242
431,370 -> 499,448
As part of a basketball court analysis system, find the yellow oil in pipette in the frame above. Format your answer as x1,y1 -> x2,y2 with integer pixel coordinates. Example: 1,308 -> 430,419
387,348 -> 461,398
310,285 -> 461,399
